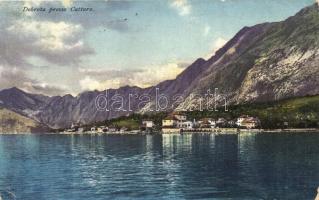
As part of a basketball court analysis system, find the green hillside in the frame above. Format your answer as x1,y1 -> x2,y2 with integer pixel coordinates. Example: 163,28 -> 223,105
186,95 -> 319,129
83,95 -> 319,130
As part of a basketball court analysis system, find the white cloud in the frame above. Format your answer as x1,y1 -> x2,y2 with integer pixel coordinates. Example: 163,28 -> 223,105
170,0 -> 191,16
79,63 -> 185,91
0,0 -> 133,95
132,63 -> 184,87
204,37 -> 228,59
6,19 -> 93,65
8,20 -> 81,52
17,0 -> 73,7
23,81 -> 68,96
62,0 -> 73,7
80,76 -> 105,91
213,37 -> 228,53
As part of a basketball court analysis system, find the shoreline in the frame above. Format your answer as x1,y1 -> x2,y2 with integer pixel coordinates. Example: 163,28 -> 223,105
0,128 -> 319,135
163,127 -> 319,134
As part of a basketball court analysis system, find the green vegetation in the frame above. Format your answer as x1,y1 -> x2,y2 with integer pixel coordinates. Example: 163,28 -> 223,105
83,112 -> 168,131
109,119 -> 140,130
83,95 -> 319,130
185,95 -> 319,129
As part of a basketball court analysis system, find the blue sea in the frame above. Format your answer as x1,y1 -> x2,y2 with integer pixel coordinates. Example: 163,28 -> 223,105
0,133 -> 318,200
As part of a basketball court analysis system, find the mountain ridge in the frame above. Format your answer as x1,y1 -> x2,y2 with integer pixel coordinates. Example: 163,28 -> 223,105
1,3 -> 319,129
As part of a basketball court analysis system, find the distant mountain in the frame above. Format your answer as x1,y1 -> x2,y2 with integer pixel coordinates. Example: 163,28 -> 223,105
0,107 -> 50,133
0,4 -> 318,129
0,57 -> 208,129
0,87 -> 49,112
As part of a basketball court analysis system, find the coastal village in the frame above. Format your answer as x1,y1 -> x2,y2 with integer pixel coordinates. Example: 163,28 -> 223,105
62,112 -> 261,134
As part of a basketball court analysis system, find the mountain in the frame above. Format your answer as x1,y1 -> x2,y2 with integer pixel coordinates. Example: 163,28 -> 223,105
0,4 -> 319,129
180,4 -> 319,108
0,107 -> 50,133
0,87 -> 49,112
33,58 -> 208,128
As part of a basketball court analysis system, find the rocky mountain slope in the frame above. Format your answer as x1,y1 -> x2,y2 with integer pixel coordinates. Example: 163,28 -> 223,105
180,4 -> 319,108
0,4 -> 318,129
0,107 -> 50,133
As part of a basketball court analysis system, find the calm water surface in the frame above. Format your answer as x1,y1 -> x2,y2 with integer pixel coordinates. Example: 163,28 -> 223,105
0,133 -> 318,200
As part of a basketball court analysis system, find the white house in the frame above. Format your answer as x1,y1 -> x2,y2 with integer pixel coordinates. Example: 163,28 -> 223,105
198,118 -> 216,128
97,126 -> 108,133
162,115 -> 178,127
162,113 -> 187,128
236,115 -> 250,127
216,118 -> 227,127
237,115 -> 260,128
241,118 -> 260,129
178,121 -> 194,129
108,127 -> 118,132
174,114 -> 187,121
142,120 -> 154,128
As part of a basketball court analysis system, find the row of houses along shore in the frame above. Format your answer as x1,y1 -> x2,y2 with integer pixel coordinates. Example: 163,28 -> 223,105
62,112 -> 261,134
160,112 -> 260,134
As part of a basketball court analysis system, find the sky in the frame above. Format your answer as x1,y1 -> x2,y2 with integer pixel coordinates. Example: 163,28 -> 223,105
0,0 -> 316,96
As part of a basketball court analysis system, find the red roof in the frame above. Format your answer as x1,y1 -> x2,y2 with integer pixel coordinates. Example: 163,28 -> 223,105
164,115 -> 179,120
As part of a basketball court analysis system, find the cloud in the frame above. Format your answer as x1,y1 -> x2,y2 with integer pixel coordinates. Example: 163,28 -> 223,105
0,66 -> 33,89
0,65 -> 67,96
6,19 -> 93,65
0,0 -> 135,95
0,1 -> 92,95
80,76 -> 104,91
22,0 -> 72,6
62,0 -> 73,7
26,0 -> 133,31
213,37 -> 228,53
176,62 -> 190,69
78,63 -> 186,91
0,0 -> 94,67
170,0 -> 191,16
23,82 -> 68,96
0,1 -> 132,64
78,68 -> 143,78
204,37 -> 228,59
0,1 -> 134,65
132,63 -> 185,87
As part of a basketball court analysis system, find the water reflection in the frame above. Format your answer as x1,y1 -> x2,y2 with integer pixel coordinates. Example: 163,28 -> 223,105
238,133 -> 319,199
0,133 -> 318,199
